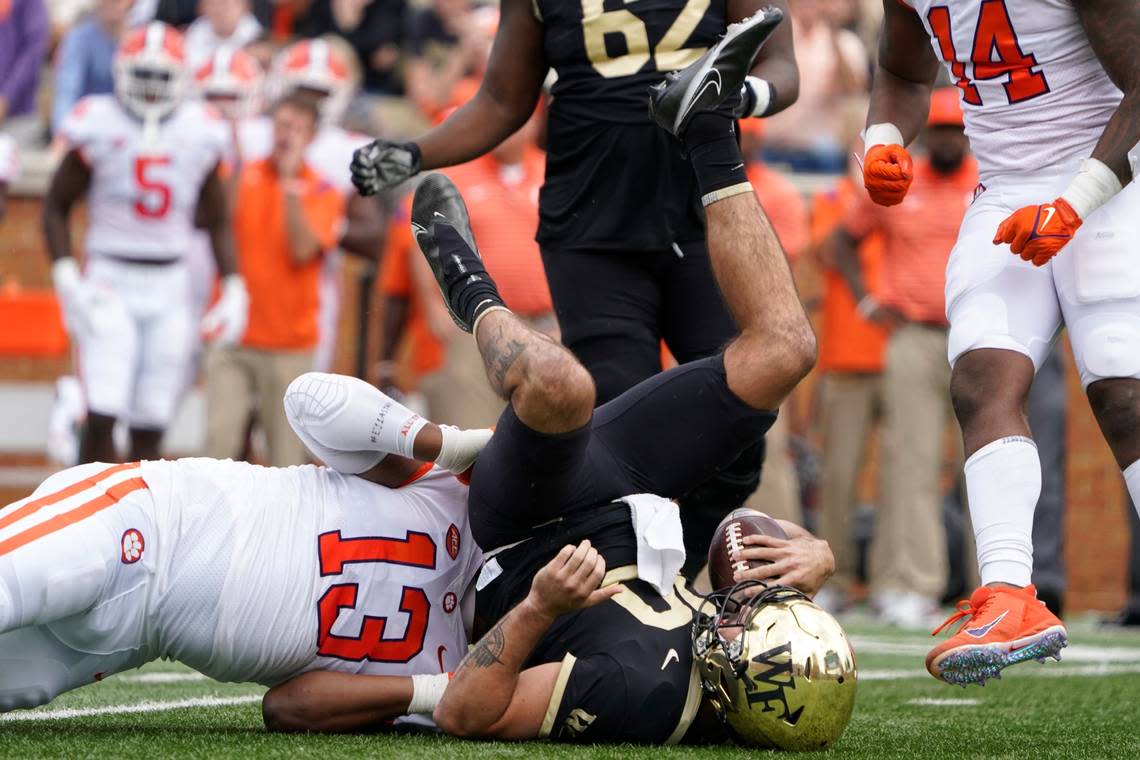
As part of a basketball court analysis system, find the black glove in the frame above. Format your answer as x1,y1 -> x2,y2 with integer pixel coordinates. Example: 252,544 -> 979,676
350,139 -> 422,196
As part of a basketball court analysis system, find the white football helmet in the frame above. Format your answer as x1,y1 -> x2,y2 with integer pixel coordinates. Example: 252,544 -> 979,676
270,37 -> 354,125
195,46 -> 264,120
113,21 -> 188,120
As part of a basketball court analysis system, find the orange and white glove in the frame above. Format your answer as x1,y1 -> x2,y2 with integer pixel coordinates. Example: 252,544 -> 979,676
993,198 -> 1082,267
862,123 -> 913,206
994,158 -> 1123,267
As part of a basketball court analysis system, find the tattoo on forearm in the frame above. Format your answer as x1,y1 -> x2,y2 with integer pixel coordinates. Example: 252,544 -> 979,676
481,324 -> 528,392
460,620 -> 506,671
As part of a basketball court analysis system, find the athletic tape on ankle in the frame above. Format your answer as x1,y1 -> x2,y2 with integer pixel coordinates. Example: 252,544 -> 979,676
701,181 -> 753,207
408,673 -> 451,714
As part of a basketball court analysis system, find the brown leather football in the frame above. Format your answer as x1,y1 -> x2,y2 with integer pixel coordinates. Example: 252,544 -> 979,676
707,508 -> 788,591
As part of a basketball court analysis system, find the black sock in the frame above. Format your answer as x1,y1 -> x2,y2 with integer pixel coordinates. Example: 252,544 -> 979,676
683,113 -> 749,204
436,223 -> 505,326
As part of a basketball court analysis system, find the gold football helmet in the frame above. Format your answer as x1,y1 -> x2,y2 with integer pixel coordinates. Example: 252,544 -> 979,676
692,582 -> 857,751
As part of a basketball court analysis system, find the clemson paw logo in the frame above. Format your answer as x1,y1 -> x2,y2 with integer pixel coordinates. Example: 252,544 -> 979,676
121,529 -> 145,564
443,592 -> 458,613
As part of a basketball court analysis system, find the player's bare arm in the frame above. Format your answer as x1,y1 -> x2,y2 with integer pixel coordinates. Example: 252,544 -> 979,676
1074,0 -> 1140,187
867,0 -> 941,145
433,541 -> 621,739
263,672 -> 416,733
195,165 -> 237,277
731,0 -> 800,116
42,149 -> 91,264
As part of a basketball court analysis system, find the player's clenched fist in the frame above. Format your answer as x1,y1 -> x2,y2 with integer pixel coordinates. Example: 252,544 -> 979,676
863,144 -> 914,206
526,540 -> 622,620
350,139 -> 421,196
993,198 -> 1082,267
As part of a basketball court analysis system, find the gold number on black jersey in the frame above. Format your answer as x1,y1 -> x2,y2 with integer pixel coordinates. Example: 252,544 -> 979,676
582,0 -> 711,78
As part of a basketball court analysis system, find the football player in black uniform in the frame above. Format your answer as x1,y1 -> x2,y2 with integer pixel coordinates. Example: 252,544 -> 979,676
351,0 -> 801,577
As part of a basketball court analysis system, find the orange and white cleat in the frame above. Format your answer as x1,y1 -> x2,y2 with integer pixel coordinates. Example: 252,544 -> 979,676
926,584 -> 1067,686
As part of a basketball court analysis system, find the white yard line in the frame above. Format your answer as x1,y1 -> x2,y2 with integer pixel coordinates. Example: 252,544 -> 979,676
118,672 -> 210,685
861,663 -> 1140,681
0,695 -> 262,722
907,698 -> 982,706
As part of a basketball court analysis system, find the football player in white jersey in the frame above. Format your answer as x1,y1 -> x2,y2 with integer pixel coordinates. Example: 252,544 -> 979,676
42,22 -> 249,465
241,37 -> 385,372
0,388 -> 494,724
861,0 -> 1140,685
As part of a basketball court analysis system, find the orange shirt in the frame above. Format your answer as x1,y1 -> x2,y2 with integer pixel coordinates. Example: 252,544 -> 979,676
748,162 -> 809,262
379,207 -> 445,377
842,156 -> 978,325
443,149 -> 552,316
815,177 -> 888,373
236,160 -> 345,350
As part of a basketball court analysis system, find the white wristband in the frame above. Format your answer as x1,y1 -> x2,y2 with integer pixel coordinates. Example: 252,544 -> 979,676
52,257 -> 82,294
1060,158 -> 1123,219
408,673 -> 451,715
862,123 -> 905,159
745,76 -> 772,117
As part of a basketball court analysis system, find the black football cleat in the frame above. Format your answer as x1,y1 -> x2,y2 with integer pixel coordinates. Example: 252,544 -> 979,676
410,173 -> 505,333
648,7 -> 784,137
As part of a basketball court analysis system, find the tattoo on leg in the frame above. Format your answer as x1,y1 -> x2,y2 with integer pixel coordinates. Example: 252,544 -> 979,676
460,620 -> 506,670
482,324 -> 529,391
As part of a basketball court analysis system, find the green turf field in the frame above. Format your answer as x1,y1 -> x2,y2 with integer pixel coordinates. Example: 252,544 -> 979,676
3,615 -> 1139,759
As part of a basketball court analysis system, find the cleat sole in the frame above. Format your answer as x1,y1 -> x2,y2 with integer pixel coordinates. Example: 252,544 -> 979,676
933,629 -> 1068,686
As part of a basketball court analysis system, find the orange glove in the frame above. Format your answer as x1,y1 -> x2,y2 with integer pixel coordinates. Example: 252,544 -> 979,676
863,144 -> 914,206
993,197 -> 1083,267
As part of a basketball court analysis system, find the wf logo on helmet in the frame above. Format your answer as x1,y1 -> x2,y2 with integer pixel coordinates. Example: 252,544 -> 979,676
743,642 -> 804,726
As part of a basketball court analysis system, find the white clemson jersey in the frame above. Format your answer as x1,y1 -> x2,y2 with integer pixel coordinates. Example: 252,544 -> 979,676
139,458 -> 481,687
238,116 -> 371,195
59,96 -> 228,261
900,0 -> 1121,182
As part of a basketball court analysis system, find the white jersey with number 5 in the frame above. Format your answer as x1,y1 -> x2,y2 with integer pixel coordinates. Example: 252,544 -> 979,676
141,458 -> 481,687
59,95 -> 228,261
900,0 -> 1121,182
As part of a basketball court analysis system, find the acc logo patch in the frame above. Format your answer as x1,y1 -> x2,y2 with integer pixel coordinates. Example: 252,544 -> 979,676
446,524 -> 461,560
443,592 -> 458,613
121,529 -> 145,564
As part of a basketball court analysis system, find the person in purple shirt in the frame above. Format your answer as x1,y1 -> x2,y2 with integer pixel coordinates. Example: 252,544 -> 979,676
0,0 -> 49,130
52,0 -> 134,134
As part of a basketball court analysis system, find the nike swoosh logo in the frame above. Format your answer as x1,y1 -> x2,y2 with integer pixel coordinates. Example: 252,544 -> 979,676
965,610 -> 1009,638
1040,206 -> 1056,231
660,648 -> 680,670
434,211 -> 448,219
437,645 -> 447,672
676,69 -> 722,130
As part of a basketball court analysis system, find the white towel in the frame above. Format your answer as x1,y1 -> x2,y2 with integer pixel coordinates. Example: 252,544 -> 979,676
621,493 -> 686,598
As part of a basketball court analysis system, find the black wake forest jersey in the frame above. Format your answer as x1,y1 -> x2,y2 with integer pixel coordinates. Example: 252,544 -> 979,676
533,0 -> 730,251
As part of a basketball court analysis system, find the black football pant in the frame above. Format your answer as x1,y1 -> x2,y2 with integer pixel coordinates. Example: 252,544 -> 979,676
534,241 -> 770,577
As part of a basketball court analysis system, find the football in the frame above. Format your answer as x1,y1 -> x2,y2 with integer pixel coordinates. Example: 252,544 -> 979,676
707,507 -> 788,591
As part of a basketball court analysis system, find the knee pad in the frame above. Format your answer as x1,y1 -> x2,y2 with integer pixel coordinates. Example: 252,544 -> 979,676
1074,315 -> 1140,385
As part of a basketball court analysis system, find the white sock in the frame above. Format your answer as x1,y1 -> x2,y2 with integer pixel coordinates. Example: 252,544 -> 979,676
284,373 -> 427,474
1124,460 -> 1140,520
964,436 -> 1041,587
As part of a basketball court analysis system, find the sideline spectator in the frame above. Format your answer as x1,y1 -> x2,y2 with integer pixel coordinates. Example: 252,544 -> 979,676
762,0 -> 867,172
829,88 -> 976,628
403,0 -> 487,121
184,0 -> 262,71
206,95 -> 345,466
52,0 -> 134,134
299,0 -> 406,98
813,160 -> 888,611
0,0 -> 50,145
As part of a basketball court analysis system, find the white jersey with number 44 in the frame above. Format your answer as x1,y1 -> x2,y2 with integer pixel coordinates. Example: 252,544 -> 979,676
59,95 -> 228,261
900,0 -> 1122,183
140,458 -> 482,688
